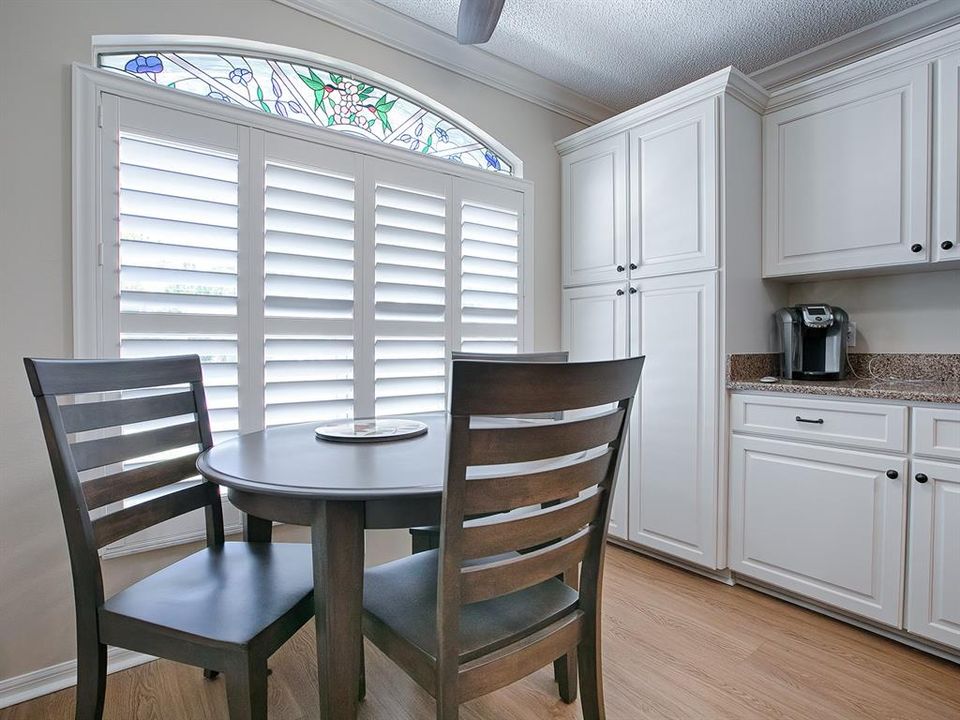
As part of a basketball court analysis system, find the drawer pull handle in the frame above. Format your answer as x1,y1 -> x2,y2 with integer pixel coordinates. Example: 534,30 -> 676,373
915,473 -> 928,484
795,415 -> 824,425
886,470 -> 899,480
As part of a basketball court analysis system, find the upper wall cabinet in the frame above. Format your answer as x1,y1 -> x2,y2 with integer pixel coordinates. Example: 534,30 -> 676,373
936,51 -> 960,264
629,98 -> 718,277
561,134 -> 628,286
762,64 -> 931,278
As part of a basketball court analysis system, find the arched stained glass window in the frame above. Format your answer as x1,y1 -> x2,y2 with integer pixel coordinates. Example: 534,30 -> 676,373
98,50 -> 513,175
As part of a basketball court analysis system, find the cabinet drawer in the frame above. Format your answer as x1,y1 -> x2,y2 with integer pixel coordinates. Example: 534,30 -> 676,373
731,393 -> 907,452
912,407 -> 960,461
729,435 -> 906,626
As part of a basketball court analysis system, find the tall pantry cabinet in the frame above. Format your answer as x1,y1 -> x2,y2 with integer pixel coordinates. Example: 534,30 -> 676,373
558,69 -> 785,570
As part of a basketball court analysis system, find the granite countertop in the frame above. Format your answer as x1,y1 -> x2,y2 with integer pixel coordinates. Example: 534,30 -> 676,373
727,353 -> 960,404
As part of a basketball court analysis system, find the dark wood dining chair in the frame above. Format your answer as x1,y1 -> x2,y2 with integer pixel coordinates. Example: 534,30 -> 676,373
410,350 -> 569,554
363,356 -> 644,720
24,355 -> 314,720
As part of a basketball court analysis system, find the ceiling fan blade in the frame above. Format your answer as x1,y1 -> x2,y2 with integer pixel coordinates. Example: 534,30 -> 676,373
457,0 -> 506,45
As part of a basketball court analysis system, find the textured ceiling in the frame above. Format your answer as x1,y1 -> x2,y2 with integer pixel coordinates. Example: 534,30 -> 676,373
373,0 -> 928,112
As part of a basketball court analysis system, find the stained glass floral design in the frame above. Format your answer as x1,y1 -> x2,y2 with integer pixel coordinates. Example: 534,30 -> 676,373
99,52 -> 513,175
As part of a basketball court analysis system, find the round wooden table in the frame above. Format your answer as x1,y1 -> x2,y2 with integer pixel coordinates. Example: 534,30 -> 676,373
196,412 -> 450,720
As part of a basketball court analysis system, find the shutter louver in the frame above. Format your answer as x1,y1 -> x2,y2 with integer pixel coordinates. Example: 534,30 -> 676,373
460,200 -> 520,354
374,183 -> 448,416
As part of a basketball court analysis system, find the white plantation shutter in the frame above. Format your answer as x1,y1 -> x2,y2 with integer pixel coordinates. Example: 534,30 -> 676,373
261,135 -> 357,427
458,182 -> 523,355
371,163 -> 451,416
113,101 -> 242,447
96,95 -> 529,553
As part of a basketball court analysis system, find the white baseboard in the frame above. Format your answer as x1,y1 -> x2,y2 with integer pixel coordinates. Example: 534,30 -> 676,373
0,647 -> 155,710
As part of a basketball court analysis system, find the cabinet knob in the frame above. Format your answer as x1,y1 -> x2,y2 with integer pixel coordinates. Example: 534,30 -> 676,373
616,288 -> 625,296
629,262 -> 638,270
941,240 -> 955,251
629,286 -> 637,294
616,265 -> 625,273
886,469 -> 899,479
910,243 -> 923,253
915,473 -> 928,484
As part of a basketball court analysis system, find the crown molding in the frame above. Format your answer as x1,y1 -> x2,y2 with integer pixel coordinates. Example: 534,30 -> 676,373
752,0 -> 960,91
554,67 -> 768,155
764,22 -> 960,112
272,0 -> 615,125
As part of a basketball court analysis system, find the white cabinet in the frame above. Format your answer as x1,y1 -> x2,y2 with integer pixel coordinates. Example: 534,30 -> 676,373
561,282 -> 628,363
936,51 -> 960,264
730,393 -> 908,453
562,273 -> 719,558
629,98 -> 718,277
729,435 -> 907,626
561,282 -> 629,540
628,271 -> 719,567
907,459 -> 960,651
913,406 -> 960,461
561,135 -> 628,287
763,64 -> 931,277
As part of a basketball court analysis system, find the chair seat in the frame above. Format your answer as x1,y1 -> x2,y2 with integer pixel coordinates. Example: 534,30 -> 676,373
363,549 -> 578,663
100,541 -> 313,647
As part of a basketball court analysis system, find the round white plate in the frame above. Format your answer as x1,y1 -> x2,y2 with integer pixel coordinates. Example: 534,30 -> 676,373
314,418 -> 429,443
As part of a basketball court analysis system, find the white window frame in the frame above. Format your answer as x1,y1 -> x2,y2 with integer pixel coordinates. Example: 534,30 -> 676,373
73,59 -> 534,557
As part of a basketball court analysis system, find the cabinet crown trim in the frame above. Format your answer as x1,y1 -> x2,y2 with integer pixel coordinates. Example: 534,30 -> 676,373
555,67 -> 767,155
765,22 -> 960,112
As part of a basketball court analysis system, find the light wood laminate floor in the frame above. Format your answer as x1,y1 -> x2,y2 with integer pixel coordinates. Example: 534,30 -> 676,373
3,546 -> 959,719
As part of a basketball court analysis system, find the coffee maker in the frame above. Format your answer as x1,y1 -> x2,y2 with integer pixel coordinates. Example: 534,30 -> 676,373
776,305 -> 849,380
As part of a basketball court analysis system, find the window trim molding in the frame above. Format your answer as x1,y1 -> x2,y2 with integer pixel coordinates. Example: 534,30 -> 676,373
91,34 -> 524,177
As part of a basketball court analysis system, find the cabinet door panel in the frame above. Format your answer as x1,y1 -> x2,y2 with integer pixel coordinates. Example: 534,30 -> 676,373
562,135 -> 628,287
729,436 -> 906,625
935,52 -> 960,263
628,271 -> 719,567
763,64 -> 931,277
630,98 -> 718,277
907,460 -> 960,650
562,283 -> 629,539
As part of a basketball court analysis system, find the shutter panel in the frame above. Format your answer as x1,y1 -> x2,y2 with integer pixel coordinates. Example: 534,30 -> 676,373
459,184 -> 522,354
373,175 -> 449,416
117,130 -> 240,446
260,138 -> 357,427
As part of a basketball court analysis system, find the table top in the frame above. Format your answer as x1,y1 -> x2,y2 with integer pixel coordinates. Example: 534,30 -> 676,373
197,412 -> 451,500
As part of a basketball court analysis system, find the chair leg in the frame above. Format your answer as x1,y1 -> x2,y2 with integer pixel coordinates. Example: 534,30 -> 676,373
75,641 -> 106,720
225,656 -> 268,720
358,646 -> 366,702
554,649 -> 578,703
436,695 -> 459,720
203,669 -> 220,680
577,636 -> 604,720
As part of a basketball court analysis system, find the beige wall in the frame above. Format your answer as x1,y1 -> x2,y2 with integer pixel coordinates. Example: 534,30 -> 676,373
0,0 -> 584,683
788,270 -> 960,353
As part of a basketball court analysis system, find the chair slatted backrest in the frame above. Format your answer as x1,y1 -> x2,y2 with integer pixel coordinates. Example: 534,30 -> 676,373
449,352 -> 569,421
24,356 -> 224,591
437,357 -> 643,657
